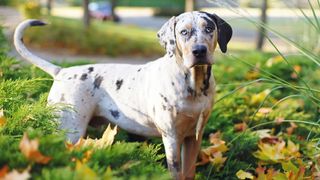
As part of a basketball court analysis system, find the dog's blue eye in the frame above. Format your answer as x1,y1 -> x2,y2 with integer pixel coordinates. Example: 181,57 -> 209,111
180,29 -> 188,36
205,27 -> 213,33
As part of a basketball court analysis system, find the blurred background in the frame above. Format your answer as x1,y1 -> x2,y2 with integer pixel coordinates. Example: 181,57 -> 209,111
0,0 -> 319,63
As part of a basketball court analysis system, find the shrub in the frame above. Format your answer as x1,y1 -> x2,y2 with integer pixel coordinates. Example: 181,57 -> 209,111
24,17 -> 164,57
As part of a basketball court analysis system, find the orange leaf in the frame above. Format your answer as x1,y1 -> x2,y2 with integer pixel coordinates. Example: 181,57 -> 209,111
286,122 -> 298,136
0,109 -> 6,127
0,165 -> 9,178
234,122 -> 247,132
19,133 -> 51,164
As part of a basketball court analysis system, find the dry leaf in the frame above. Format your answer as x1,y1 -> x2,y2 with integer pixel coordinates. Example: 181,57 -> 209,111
275,117 -> 285,125
197,131 -> 228,168
2,169 -> 30,180
74,124 -> 117,149
254,129 -> 272,139
286,122 -> 298,136
0,109 -> 6,127
236,170 -> 254,179
258,107 -> 272,114
75,160 -> 97,180
234,122 -> 247,132
0,166 -> 9,178
19,133 -> 51,164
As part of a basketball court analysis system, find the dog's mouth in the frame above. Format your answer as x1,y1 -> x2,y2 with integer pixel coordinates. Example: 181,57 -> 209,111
189,58 -> 212,68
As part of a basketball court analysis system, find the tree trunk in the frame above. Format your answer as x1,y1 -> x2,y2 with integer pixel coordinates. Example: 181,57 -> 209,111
47,0 -> 53,15
83,0 -> 90,29
185,0 -> 195,12
256,0 -> 268,51
110,0 -> 116,22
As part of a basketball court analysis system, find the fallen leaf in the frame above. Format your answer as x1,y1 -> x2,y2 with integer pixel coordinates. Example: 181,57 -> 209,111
0,166 -> 9,178
2,168 -> 30,180
286,122 -> 298,136
75,160 -> 97,180
0,109 -> 6,127
197,131 -> 228,168
250,89 -> 271,105
275,117 -> 285,125
74,124 -> 117,149
236,170 -> 254,179
19,133 -> 51,164
254,129 -> 272,139
266,55 -> 284,67
258,107 -> 272,114
234,122 -> 247,132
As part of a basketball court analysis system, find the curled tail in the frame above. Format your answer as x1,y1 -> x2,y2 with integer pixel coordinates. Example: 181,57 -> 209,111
14,19 -> 61,77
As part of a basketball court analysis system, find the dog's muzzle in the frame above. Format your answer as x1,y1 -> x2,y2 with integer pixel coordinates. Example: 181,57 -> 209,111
191,45 -> 211,67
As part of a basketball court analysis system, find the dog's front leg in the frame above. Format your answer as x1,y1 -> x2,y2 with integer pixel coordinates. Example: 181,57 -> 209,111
162,134 -> 184,180
181,134 -> 203,179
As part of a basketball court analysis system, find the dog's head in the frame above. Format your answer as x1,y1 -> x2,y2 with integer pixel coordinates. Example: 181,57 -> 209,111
157,11 -> 232,68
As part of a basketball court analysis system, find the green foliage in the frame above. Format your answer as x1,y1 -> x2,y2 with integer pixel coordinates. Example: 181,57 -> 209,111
20,0 -> 42,19
24,17 -> 164,57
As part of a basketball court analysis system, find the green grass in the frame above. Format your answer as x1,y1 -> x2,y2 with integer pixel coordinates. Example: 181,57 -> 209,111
1,7 -> 320,178
24,16 -> 164,57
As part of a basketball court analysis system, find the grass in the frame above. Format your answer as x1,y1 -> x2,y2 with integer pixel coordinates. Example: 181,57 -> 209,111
24,16 -> 164,57
2,3 -> 320,178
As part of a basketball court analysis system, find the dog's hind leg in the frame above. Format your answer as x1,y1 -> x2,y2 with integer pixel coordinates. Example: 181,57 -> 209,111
47,83 -> 97,144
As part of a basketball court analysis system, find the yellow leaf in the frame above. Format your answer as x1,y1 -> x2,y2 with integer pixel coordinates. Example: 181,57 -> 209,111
266,55 -> 284,67
0,109 -> 6,127
19,133 -> 51,164
236,170 -> 254,179
250,89 -> 271,105
75,160 -> 97,180
102,166 -> 112,180
74,124 -> 117,149
3,168 -> 30,180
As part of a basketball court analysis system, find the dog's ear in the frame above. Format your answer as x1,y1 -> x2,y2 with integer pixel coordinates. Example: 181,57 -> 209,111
208,13 -> 233,53
157,16 -> 176,57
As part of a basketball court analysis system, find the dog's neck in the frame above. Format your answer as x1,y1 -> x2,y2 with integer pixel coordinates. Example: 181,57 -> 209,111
170,54 -> 212,97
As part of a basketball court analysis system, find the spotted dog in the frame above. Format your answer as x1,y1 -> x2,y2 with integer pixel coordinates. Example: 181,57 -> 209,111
14,11 -> 232,179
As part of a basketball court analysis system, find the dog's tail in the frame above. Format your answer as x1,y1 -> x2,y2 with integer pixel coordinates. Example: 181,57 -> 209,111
14,19 -> 61,77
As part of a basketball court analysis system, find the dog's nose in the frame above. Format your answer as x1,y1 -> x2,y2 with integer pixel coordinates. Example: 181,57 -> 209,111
192,45 -> 207,58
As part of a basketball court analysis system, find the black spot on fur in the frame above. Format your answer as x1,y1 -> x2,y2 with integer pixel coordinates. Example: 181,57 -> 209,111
160,94 -> 168,102
137,68 -> 141,72
116,79 -> 123,90
185,73 -> 189,80
88,67 -> 94,73
81,98 -> 84,102
74,74 -> 77,79
93,76 -> 103,89
68,77 -> 72,80
60,94 -> 65,101
20,38 -> 24,43
171,82 -> 175,86
162,105 -> 167,110
169,39 -> 175,45
30,20 -> 46,26
80,73 -> 88,81
153,106 -> 155,114
187,86 -> 195,96
201,65 -> 212,96
109,110 -> 120,119
203,17 -> 216,30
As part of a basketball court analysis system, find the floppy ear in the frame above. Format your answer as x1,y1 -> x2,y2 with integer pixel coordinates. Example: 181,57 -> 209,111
157,16 -> 176,57
208,14 -> 233,53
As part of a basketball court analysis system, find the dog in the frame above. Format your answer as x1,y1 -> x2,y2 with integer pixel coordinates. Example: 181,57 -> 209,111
14,11 -> 232,179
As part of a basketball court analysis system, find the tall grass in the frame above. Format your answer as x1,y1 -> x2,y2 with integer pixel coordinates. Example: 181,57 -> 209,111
204,0 -> 320,178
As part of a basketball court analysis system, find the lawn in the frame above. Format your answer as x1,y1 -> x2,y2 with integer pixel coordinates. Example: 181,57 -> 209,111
1,14 -> 320,179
